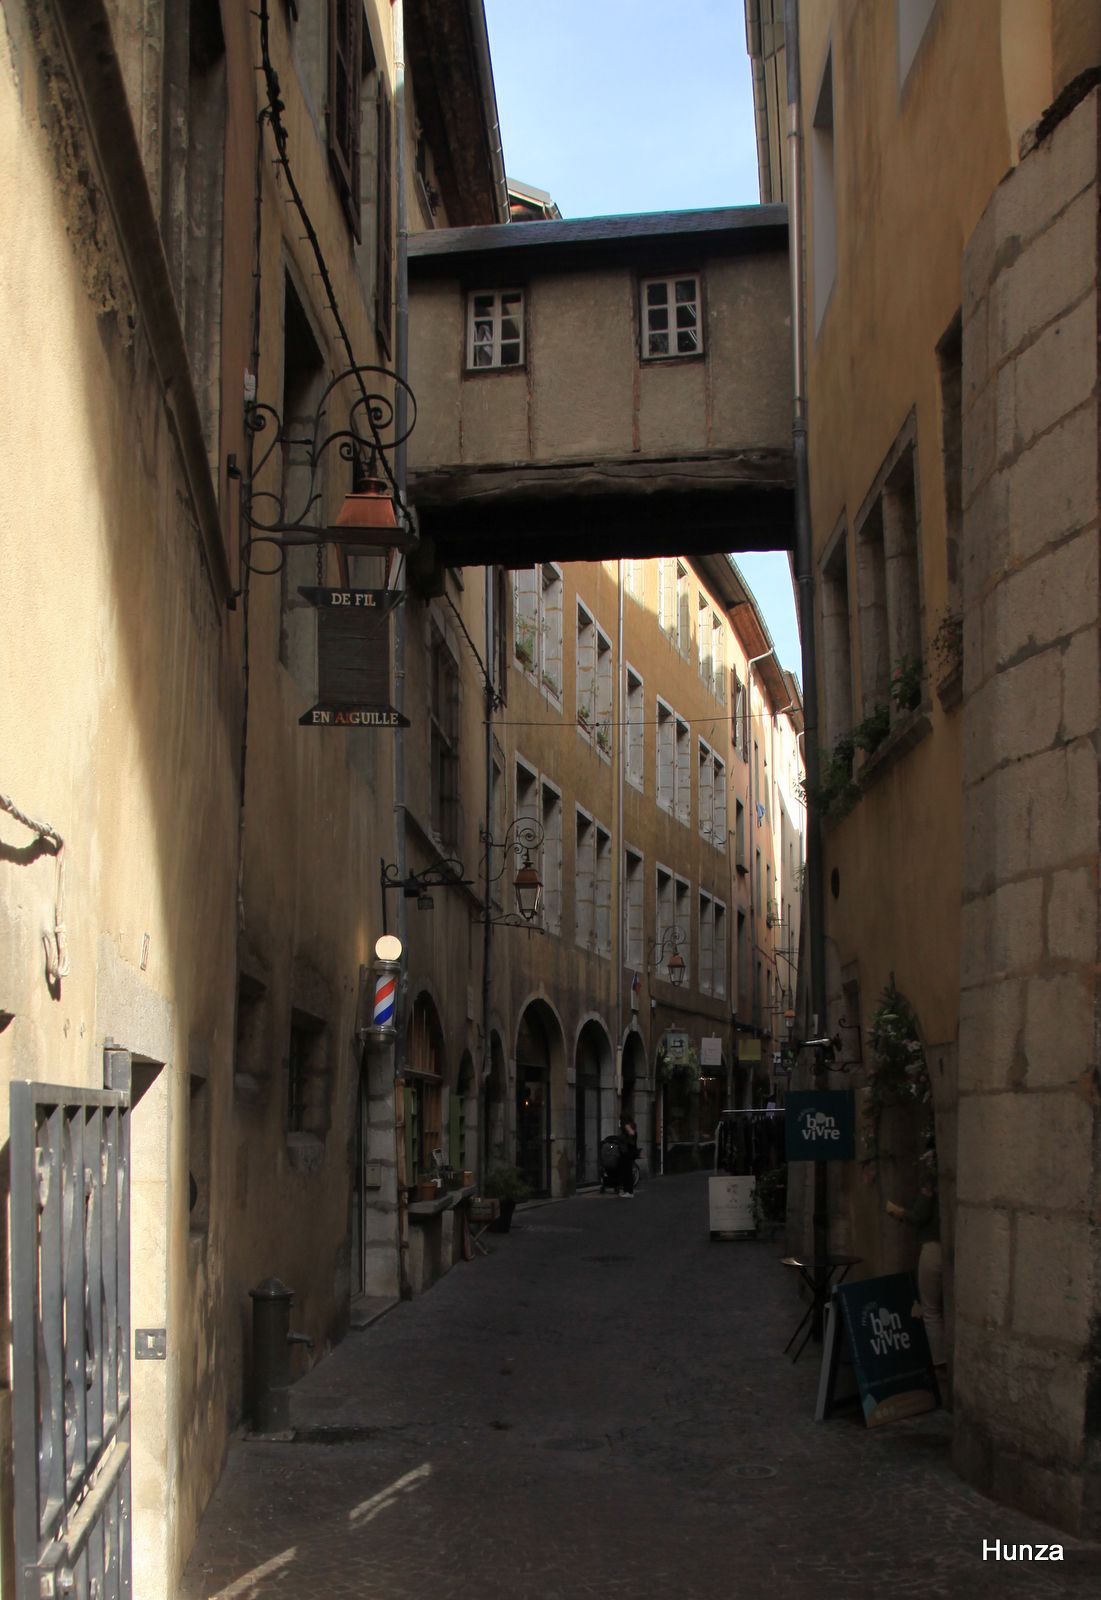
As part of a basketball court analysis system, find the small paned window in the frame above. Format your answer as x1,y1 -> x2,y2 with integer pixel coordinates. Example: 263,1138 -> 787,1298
642,275 -> 702,359
467,290 -> 524,370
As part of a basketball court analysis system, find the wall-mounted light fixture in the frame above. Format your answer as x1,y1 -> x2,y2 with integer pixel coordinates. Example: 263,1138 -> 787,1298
380,855 -> 471,915
229,364 -> 417,576
478,817 -> 545,930
648,926 -> 687,987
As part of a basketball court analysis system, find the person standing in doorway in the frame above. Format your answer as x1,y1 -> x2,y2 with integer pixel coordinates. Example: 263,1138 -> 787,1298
886,1168 -> 944,1369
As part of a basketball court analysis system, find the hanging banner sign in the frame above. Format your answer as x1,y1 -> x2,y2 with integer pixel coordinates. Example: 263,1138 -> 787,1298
298,587 -> 406,728
784,1089 -> 855,1160
738,1038 -> 762,1063
817,1272 -> 940,1427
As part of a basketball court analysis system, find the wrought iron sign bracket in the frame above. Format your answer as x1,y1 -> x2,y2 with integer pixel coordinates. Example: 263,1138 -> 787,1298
229,363 -> 417,579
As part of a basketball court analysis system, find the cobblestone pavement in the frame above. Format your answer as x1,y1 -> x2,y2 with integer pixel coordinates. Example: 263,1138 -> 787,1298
182,1175 -> 1101,1599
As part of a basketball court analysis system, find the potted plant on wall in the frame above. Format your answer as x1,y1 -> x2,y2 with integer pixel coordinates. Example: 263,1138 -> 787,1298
482,1165 -> 533,1232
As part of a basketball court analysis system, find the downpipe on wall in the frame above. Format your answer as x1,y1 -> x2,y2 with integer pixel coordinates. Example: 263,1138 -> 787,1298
785,0 -> 830,1327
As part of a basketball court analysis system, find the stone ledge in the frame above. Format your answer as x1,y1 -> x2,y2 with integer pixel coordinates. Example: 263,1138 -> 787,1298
407,1184 -> 476,1219
857,707 -> 933,789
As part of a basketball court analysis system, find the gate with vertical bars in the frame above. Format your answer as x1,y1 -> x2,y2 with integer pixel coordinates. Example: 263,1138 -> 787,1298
10,1065 -> 132,1599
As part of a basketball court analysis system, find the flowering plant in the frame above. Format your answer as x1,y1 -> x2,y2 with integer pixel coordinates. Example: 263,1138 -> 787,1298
862,980 -> 935,1166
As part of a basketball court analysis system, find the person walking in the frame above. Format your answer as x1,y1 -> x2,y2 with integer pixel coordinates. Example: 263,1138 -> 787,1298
886,1172 -> 944,1369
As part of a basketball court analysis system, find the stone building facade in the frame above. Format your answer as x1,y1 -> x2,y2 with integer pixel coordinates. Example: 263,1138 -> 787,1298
0,4 -> 803,1593
747,0 -> 1101,1539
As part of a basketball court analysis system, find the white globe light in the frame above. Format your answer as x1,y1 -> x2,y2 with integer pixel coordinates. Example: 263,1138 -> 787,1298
375,934 -> 403,962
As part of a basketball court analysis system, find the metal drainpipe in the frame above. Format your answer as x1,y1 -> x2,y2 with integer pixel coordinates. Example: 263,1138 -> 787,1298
615,562 -> 625,1127
785,0 -> 829,1327
482,570 -> 495,1176
392,0 -> 411,1296
467,0 -> 510,223
745,646 -> 773,1109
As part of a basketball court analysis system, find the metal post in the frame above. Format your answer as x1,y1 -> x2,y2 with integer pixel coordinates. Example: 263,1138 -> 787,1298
785,0 -> 830,1332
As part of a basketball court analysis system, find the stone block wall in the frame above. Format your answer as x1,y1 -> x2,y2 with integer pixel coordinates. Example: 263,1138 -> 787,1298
954,84 -> 1100,1535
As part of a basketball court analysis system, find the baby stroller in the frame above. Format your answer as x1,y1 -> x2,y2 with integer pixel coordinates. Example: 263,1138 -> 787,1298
599,1133 -> 627,1193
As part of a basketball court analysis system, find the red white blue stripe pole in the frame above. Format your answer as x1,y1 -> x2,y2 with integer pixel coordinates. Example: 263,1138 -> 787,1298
360,935 -> 403,1043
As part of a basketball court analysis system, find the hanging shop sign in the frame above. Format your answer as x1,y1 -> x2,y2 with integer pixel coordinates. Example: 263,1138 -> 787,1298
784,1089 -> 855,1161
737,1037 -> 762,1063
700,1036 -> 724,1068
663,1030 -> 691,1061
816,1272 -> 940,1427
297,587 -> 409,728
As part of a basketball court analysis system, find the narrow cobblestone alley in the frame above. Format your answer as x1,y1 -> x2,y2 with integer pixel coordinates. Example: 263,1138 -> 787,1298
181,1176 -> 1101,1600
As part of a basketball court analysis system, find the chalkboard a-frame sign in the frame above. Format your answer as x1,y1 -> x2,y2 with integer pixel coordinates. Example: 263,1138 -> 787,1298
297,587 -> 409,727
816,1272 -> 941,1427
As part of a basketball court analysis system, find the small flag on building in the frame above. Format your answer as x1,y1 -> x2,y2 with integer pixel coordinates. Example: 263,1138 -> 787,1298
631,971 -> 641,1010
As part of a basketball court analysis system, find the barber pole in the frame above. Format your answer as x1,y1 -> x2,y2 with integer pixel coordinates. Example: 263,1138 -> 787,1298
373,970 -> 397,1029
358,935 -> 403,1047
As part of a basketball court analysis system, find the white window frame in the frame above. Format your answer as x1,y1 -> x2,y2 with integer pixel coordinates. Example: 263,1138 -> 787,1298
699,891 -> 714,996
713,899 -> 727,1000
674,715 -> 691,826
624,846 -> 644,971
466,288 -> 524,370
657,558 -> 676,635
540,562 -> 563,700
698,593 -> 711,685
713,753 -> 727,850
514,567 -> 538,677
594,627 -> 614,760
656,699 -> 674,814
541,778 -> 563,935
698,737 -> 715,842
595,823 -> 612,957
676,562 -> 691,654
576,601 -> 596,737
674,876 -> 691,986
625,665 -> 644,792
575,807 -> 596,951
655,864 -> 674,955
712,612 -> 726,703
640,273 -> 703,360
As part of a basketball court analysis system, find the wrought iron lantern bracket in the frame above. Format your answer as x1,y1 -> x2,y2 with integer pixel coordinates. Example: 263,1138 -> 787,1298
229,363 -> 417,576
477,817 -> 546,930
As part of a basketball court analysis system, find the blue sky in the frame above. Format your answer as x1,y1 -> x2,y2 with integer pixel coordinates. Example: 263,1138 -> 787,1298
482,0 -> 802,678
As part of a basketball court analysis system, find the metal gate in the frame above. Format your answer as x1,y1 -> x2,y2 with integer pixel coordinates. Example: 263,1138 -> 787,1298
10,1067 -> 132,1599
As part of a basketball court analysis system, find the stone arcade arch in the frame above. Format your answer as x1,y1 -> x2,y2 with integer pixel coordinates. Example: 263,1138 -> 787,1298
515,999 -> 566,1198
482,1030 -> 507,1178
621,1029 -> 650,1168
574,1018 -> 614,1187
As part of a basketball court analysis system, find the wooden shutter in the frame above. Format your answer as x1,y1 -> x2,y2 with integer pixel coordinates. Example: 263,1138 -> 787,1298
376,85 -> 393,351
328,0 -> 362,239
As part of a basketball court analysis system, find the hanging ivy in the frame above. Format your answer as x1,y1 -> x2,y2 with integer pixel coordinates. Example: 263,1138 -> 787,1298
862,980 -> 935,1172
